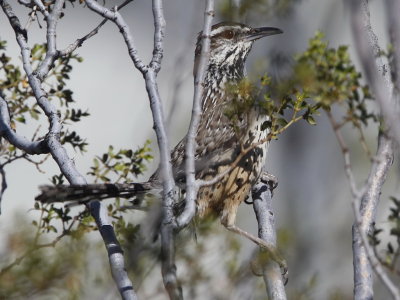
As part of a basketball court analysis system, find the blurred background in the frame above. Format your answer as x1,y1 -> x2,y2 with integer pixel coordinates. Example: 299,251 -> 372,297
0,0 -> 397,299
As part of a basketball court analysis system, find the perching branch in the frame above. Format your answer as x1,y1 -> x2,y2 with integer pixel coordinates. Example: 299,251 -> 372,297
176,0 -> 214,228
252,176 -> 287,300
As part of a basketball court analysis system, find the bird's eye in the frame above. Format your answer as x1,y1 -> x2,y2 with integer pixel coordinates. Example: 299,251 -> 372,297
224,30 -> 234,39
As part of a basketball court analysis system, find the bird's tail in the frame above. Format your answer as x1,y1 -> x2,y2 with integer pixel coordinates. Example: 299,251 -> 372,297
35,182 -> 161,204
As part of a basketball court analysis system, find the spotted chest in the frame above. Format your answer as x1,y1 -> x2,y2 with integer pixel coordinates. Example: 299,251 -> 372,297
169,63 -> 270,225
196,110 -> 269,226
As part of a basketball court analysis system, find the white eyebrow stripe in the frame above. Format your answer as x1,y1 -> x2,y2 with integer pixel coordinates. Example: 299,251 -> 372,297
211,25 -> 247,37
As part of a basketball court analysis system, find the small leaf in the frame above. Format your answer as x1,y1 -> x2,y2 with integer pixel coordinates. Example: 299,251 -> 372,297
305,115 -> 316,125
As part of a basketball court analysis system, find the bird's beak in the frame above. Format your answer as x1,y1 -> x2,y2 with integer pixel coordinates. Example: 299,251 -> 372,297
245,27 -> 283,42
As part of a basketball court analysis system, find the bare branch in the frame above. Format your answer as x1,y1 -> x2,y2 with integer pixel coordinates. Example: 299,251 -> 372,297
385,0 -> 400,92
35,0 -> 64,80
85,0 -> 175,195
326,111 -> 363,199
18,0 -> 34,7
252,177 -> 287,300
349,1 -> 400,298
149,0 -> 166,72
144,68 -> 181,299
176,0 -> 214,228
85,0 -> 147,72
24,4 -> 39,31
350,0 -> 400,145
352,214 -> 400,300
328,108 -> 399,299
352,133 -> 399,300
89,201 -> 138,300
0,95 -> 49,154
32,0 -> 48,16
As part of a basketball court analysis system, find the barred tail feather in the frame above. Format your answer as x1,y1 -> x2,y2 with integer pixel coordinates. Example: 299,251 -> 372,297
35,182 -> 160,203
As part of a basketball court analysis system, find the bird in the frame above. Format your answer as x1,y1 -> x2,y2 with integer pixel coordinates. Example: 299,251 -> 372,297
36,22 -> 283,259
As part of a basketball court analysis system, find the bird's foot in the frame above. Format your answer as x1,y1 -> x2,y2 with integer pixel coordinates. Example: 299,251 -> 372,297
250,251 -> 289,285
260,171 -> 278,193
225,224 -> 288,282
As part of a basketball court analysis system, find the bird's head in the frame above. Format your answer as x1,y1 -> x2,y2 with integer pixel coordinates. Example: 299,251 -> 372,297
194,22 -> 283,77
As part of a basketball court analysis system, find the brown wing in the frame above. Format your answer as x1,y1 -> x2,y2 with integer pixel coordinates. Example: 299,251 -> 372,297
169,88 -> 252,184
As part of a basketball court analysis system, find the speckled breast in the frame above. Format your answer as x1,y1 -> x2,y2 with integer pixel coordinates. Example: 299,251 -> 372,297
196,110 -> 269,225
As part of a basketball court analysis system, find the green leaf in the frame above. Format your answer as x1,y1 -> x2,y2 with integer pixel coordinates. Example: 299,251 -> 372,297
277,118 -> 288,127
15,116 -> 26,123
305,115 -> 316,125
114,163 -> 125,171
29,110 -> 39,120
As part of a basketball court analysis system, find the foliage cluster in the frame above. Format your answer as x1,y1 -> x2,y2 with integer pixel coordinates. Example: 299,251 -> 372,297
224,32 -> 375,145
0,40 -> 88,174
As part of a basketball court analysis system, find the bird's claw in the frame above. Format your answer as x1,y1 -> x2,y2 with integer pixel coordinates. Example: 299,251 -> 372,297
260,172 -> 278,195
279,260 -> 289,285
250,250 -> 289,284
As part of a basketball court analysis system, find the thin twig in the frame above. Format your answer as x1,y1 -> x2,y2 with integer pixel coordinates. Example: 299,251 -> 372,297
0,216 -> 76,276
85,0 -> 147,72
176,0 -> 214,228
59,0 -> 135,56
326,111 -> 363,199
24,4 -> 38,31
24,154 -> 50,173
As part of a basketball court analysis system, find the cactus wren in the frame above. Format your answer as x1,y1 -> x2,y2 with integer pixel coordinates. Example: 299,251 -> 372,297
36,22 -> 283,249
